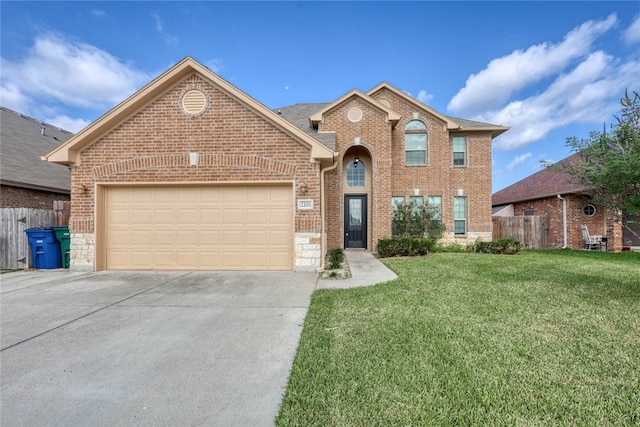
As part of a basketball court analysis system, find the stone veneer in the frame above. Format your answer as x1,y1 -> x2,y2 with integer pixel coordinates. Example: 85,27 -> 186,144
69,233 -> 95,271
294,232 -> 321,272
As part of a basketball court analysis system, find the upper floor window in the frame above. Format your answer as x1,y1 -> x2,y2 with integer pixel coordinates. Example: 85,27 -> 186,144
453,136 -> 467,166
346,158 -> 365,187
405,120 -> 427,165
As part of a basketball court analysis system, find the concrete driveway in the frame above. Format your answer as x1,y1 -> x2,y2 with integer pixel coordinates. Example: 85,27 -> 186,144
0,269 -> 317,427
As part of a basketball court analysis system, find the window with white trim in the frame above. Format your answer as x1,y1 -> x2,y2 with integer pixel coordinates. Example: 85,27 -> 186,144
454,196 -> 467,235
405,120 -> 427,165
346,158 -> 365,187
453,135 -> 466,166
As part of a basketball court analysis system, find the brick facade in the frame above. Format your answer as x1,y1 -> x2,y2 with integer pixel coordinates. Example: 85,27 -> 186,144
68,74 -> 323,271
322,88 -> 495,251
48,57 -> 506,271
0,185 -> 69,209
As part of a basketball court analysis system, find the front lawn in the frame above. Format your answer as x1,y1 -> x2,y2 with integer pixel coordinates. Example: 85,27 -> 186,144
277,250 -> 640,426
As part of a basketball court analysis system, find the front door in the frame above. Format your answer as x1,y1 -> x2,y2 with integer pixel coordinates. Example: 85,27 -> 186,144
344,194 -> 367,249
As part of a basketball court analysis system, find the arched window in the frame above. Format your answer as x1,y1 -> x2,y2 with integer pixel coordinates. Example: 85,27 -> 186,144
405,120 -> 427,165
346,158 -> 365,187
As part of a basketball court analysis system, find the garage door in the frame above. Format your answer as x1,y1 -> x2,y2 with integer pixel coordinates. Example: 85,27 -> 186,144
104,185 -> 293,270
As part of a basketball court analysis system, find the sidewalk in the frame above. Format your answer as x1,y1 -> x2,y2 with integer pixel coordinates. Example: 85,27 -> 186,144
316,250 -> 398,289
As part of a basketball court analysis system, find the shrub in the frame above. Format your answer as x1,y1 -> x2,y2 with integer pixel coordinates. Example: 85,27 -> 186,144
473,238 -> 522,255
377,237 -> 438,258
392,200 -> 444,238
327,248 -> 345,269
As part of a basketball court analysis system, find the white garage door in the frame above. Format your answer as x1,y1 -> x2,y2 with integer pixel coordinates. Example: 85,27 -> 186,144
104,185 -> 293,270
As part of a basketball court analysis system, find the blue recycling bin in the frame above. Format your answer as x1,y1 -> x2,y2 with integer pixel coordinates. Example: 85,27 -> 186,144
24,227 -> 62,269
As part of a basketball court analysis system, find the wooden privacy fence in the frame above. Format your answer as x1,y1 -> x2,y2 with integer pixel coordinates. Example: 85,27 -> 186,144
492,215 -> 550,249
0,201 -> 70,270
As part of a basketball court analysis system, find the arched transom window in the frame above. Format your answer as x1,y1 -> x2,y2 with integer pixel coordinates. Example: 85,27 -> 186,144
405,120 -> 427,165
346,158 -> 365,187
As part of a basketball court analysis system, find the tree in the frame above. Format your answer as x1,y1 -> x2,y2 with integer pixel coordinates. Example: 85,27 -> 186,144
553,89 -> 640,239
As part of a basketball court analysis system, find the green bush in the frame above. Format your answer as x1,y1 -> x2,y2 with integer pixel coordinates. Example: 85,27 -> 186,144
327,248 -> 345,269
377,237 -> 438,258
473,238 -> 522,255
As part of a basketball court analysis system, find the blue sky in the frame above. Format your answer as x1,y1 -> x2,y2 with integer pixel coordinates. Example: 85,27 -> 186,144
2,1 -> 639,192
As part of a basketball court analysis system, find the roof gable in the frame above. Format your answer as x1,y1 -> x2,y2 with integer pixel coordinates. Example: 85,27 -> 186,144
1,107 -> 71,193
308,89 -> 401,128
492,153 -> 586,206
46,57 -> 334,166
368,82 -> 509,138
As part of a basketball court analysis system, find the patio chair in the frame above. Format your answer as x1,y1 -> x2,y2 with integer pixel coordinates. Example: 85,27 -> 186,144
581,225 -> 602,250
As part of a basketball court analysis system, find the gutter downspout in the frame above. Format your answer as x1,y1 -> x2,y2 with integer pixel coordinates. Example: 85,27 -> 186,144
318,156 -> 338,272
557,194 -> 568,248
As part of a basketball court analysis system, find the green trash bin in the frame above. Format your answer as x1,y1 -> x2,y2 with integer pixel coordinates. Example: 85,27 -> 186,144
53,226 -> 71,269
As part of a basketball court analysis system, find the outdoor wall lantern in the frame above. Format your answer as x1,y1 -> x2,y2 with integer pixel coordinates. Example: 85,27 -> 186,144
353,157 -> 360,168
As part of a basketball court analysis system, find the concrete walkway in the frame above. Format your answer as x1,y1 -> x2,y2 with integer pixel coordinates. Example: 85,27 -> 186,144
317,250 -> 398,289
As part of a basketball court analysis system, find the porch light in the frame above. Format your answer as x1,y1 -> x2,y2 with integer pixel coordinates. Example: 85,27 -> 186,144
300,182 -> 308,193
353,157 -> 360,168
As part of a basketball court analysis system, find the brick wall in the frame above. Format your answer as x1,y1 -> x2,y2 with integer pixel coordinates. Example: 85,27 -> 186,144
321,88 -> 495,251
1,185 -> 69,209
513,194 -> 623,251
69,74 -> 322,270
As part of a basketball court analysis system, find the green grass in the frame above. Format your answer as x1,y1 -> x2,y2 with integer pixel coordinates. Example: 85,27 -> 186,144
277,250 -> 640,426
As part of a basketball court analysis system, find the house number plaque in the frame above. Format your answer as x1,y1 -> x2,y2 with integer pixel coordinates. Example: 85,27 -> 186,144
297,199 -> 314,210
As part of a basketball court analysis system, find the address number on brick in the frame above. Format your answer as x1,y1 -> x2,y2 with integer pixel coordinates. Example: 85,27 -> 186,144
297,199 -> 314,210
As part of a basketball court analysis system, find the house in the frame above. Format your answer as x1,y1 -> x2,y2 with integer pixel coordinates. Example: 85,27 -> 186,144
1,107 -> 72,208
492,153 -> 639,251
45,57 -> 508,272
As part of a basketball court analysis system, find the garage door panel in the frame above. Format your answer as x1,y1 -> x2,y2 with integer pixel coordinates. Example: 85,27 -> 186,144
154,230 -> 176,245
271,208 -> 292,225
199,208 -> 222,224
177,208 -> 198,224
223,208 -> 245,224
223,230 -> 245,246
154,209 -> 175,225
270,229 -> 293,245
105,185 -> 293,270
130,230 -> 152,245
223,188 -> 245,203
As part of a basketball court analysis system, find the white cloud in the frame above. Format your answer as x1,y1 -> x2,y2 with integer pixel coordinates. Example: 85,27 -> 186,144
1,33 -> 149,110
152,12 -> 178,45
484,52 -> 640,151
205,58 -> 224,74
91,9 -> 107,18
417,90 -> 433,104
448,14 -> 618,116
506,152 -> 532,170
46,115 -> 91,133
0,81 -> 31,113
623,14 -> 640,44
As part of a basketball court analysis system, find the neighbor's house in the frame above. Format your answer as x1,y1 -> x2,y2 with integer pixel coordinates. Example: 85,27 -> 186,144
492,153 -> 639,252
45,57 -> 508,272
1,107 -> 72,208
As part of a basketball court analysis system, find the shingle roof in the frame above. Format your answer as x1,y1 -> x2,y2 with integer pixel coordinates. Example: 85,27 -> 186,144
274,103 -> 336,151
492,153 -> 586,206
1,107 -> 72,193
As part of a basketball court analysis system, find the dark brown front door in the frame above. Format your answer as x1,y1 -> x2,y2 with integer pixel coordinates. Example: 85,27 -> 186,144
344,194 -> 367,249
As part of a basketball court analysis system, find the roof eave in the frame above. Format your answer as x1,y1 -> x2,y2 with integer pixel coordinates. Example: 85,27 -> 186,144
45,57 -> 334,165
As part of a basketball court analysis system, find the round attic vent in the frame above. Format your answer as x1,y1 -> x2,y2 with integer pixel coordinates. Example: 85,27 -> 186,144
181,89 -> 208,116
347,107 -> 363,123
379,99 -> 391,108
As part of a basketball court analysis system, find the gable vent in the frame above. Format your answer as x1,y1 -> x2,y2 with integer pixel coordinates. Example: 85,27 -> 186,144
181,89 -> 208,116
347,107 -> 363,123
